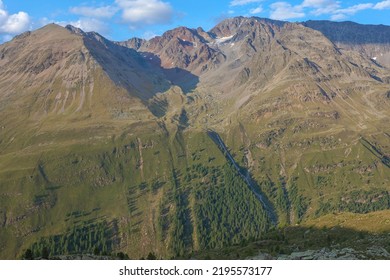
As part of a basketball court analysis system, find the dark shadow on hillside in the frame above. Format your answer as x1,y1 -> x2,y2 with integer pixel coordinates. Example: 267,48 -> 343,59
163,67 -> 199,94
303,20 -> 390,45
82,33 -> 171,100
82,32 -> 199,96
192,225 -> 390,260
207,130 -> 278,225
25,218 -> 119,259
139,52 -> 200,95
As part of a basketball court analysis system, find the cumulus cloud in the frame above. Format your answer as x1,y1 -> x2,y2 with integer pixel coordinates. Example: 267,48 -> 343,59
115,0 -> 173,27
374,0 -> 390,9
230,0 -> 263,6
326,2 -> 375,20
270,2 -> 305,20
70,5 -> 119,19
301,0 -> 339,8
267,0 -> 388,21
300,0 -> 341,15
142,31 -> 158,39
330,13 -> 347,20
60,18 -> 110,34
0,0 -> 30,35
335,3 -> 374,14
250,6 -> 263,14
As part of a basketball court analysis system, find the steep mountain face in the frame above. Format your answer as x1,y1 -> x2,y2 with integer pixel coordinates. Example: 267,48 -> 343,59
0,24 -> 176,154
0,18 -> 390,260
122,26 -> 226,74
303,20 -> 390,68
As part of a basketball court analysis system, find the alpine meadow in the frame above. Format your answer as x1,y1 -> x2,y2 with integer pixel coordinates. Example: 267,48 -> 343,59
0,16 -> 390,260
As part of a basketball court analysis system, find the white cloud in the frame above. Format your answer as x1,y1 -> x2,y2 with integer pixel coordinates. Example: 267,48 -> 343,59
336,3 -> 374,14
301,0 -> 339,8
250,6 -> 263,14
270,2 -> 305,20
0,1 -> 30,35
300,0 -> 341,15
0,9 -> 7,23
70,6 -> 118,19
230,0 -> 263,6
36,17 -> 52,27
62,4 -> 118,37
58,18 -> 109,34
328,3 -> 374,19
374,0 -> 390,9
330,13 -> 347,20
142,31 -> 158,39
267,0 -> 387,22
115,0 -> 173,27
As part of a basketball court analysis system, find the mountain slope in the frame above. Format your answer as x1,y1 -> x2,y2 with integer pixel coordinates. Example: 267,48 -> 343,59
302,20 -> 390,68
0,18 -> 390,259
0,24 -> 176,154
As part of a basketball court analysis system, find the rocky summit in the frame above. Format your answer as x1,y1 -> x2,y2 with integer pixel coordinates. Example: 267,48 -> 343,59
0,17 -> 389,260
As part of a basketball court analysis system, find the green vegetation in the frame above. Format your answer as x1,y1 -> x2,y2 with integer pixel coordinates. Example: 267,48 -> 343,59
288,178 -> 308,223
193,219 -> 390,260
1,15 -> 390,260
28,221 -> 115,258
315,189 -> 390,215
194,164 -> 270,249
1,124 -> 390,260
1,126 -> 389,260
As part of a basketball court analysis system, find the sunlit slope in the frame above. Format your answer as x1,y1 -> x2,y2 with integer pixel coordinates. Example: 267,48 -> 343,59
0,18 -> 389,259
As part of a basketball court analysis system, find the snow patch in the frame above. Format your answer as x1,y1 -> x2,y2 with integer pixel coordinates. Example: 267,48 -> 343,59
215,35 -> 234,45
178,38 -> 195,47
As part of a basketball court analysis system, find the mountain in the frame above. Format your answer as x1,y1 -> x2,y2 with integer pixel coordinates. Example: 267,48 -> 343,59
0,23 -> 173,153
0,17 -> 390,260
302,20 -> 390,68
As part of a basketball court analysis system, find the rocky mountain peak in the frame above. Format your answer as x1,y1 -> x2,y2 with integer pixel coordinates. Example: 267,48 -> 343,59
0,23 -> 172,121
123,25 -> 225,73
209,17 -> 286,38
65,24 -> 86,36
119,37 -> 147,50
302,20 -> 390,67
0,17 -> 390,261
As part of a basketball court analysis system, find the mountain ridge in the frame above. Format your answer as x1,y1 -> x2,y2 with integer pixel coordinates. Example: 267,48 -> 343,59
0,17 -> 389,260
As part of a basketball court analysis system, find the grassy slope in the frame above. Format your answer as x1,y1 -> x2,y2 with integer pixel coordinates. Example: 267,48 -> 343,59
0,125 -> 273,259
1,75 -> 389,260
3,85 -> 388,259
1,22 -> 390,260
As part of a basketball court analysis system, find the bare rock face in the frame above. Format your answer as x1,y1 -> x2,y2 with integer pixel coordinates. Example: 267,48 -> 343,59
117,17 -> 389,99
1,17 -> 390,260
132,26 -> 226,73
249,246 -> 390,260
118,37 -> 147,50
2,17 -> 388,154
115,16 -> 389,133
0,23 -> 172,154
0,24 -> 170,114
303,20 -> 390,68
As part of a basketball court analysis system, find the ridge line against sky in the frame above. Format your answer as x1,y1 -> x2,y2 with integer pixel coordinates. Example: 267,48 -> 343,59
0,0 -> 389,42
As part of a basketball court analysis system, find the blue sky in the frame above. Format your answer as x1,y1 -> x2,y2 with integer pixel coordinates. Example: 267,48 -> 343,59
0,0 -> 389,42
